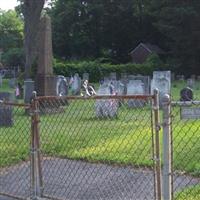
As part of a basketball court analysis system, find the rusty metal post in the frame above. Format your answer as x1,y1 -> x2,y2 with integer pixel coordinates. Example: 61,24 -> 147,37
153,89 -> 162,200
162,94 -> 172,200
30,91 -> 43,199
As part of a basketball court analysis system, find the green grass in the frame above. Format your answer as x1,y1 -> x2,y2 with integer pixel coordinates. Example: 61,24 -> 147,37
175,185 -> 200,200
0,79 -> 15,92
171,80 -> 200,100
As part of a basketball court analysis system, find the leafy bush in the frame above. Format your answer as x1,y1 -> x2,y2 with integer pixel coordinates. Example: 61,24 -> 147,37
53,58 -> 164,82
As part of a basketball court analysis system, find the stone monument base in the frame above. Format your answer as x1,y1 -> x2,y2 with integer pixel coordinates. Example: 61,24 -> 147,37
35,74 -> 57,96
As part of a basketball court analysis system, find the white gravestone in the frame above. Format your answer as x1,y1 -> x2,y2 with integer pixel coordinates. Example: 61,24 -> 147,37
151,71 -> 171,105
56,75 -> 68,96
95,83 -> 118,118
127,80 -> 146,108
71,73 -> 81,95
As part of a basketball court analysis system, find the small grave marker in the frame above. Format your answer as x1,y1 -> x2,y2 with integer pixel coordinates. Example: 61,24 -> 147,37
181,107 -> 200,119
180,87 -> 193,101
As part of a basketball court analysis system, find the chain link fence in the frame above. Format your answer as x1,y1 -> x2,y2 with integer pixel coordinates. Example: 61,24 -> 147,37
0,94 -> 159,200
171,100 -> 200,200
0,102 -> 31,200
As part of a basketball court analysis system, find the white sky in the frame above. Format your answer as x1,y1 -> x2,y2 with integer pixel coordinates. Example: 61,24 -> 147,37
0,0 -> 19,11
0,0 -> 50,11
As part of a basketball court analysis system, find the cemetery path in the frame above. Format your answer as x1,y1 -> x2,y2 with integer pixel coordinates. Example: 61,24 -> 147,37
0,158 -> 199,200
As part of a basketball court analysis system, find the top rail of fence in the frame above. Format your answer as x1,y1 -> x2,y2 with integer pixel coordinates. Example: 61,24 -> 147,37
171,100 -> 200,106
36,94 -> 155,101
0,100 -> 30,108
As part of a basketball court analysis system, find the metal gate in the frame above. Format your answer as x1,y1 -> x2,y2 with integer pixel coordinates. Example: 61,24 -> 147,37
0,91 -> 162,200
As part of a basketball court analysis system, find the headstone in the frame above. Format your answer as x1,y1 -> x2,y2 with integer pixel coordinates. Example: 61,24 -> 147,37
0,92 -> 14,102
9,78 -> 16,88
110,72 -> 117,81
35,15 -> 57,96
127,80 -> 146,107
151,71 -> 171,105
0,92 -> 14,126
56,75 -> 68,96
171,73 -> 175,81
0,75 -> 2,87
113,81 -> 125,95
128,75 -> 135,80
82,73 -> 89,82
120,73 -> 128,95
191,75 -> 196,80
181,107 -> 200,119
71,73 -> 81,95
180,75 -> 184,81
103,77 -> 110,84
24,79 -> 35,103
176,75 -> 184,81
0,106 -> 13,126
121,73 -> 128,80
187,78 -> 195,88
127,75 -> 150,95
180,87 -> 193,101
95,83 -> 118,118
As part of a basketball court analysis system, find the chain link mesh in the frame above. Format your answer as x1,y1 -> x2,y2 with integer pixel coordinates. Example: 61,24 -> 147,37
37,96 -> 155,200
171,100 -> 200,200
0,102 -> 31,199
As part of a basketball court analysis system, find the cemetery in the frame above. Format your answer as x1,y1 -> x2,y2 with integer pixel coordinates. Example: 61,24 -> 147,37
1,1 -> 200,200
1,70 -> 200,199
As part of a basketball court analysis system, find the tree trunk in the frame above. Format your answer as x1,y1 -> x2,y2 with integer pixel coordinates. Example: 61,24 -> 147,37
21,0 -> 45,79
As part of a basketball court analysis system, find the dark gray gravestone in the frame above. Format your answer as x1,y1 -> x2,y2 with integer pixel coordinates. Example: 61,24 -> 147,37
0,106 -> 13,126
0,92 -> 14,102
24,79 -> 35,103
180,87 -> 193,101
0,75 -> 2,87
0,92 -> 14,126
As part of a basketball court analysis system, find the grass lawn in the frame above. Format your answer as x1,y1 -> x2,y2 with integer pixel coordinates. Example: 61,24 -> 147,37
175,185 -> 200,200
0,79 -> 15,93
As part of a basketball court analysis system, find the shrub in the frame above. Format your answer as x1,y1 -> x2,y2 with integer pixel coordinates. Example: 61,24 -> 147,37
53,58 -> 164,82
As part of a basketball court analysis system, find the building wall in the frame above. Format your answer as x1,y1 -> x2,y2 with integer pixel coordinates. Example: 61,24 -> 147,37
131,46 -> 151,64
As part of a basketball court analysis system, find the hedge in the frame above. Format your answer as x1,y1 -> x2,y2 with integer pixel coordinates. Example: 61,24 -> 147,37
53,57 -> 164,82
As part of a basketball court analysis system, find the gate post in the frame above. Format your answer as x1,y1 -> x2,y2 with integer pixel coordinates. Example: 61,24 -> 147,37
30,91 -> 43,200
162,94 -> 172,200
153,89 -> 162,200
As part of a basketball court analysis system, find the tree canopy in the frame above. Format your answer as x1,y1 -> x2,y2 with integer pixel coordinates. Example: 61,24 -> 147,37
0,10 -> 23,51
49,0 -> 200,74
1,0 -> 200,75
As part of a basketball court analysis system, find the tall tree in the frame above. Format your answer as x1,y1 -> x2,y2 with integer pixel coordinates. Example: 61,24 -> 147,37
0,10 -> 23,51
150,0 -> 200,73
19,0 -> 45,79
